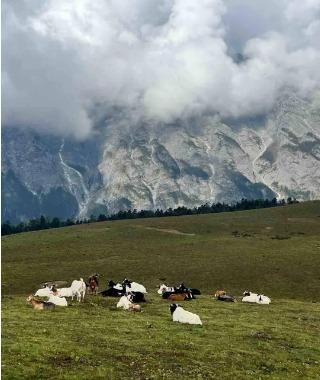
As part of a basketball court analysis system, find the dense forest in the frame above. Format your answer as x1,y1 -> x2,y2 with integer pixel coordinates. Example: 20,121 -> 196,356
1,197 -> 298,236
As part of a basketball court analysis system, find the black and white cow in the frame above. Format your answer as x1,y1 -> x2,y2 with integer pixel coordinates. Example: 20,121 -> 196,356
126,291 -> 147,303
159,283 -> 201,300
122,279 -> 147,294
99,280 -> 124,297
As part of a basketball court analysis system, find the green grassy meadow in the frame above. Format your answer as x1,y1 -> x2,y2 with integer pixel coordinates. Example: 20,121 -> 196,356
2,201 -> 320,379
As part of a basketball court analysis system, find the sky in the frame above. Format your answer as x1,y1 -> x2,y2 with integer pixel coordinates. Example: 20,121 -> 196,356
2,0 -> 320,139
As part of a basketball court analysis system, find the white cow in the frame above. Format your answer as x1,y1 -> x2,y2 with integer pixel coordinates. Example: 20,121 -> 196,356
242,291 -> 271,304
123,279 -> 147,294
256,294 -> 271,304
170,304 -> 202,325
117,296 -> 133,310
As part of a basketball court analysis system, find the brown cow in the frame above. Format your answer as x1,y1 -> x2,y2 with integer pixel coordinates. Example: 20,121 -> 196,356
214,290 -> 227,298
167,293 -> 188,301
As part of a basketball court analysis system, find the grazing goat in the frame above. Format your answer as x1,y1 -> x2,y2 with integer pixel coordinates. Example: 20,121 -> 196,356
242,291 -> 271,304
117,296 -> 133,310
214,290 -> 227,298
128,304 -> 142,312
47,295 -> 68,306
71,278 -> 86,302
170,303 -> 202,325
26,295 -> 55,311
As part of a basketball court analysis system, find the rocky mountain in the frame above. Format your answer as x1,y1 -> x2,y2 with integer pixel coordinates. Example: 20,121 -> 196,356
2,92 -> 320,224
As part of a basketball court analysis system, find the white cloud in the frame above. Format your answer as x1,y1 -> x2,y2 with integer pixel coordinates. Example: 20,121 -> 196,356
2,0 -> 320,139
285,0 -> 320,25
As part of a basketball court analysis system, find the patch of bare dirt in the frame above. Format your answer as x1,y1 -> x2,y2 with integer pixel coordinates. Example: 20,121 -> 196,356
144,227 -> 195,236
40,280 -> 67,287
287,218 -> 316,223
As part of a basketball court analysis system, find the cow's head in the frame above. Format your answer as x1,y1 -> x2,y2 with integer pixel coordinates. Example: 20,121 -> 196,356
169,303 -> 179,314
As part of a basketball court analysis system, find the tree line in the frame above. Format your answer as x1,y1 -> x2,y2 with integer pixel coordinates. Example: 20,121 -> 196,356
1,197 -> 298,236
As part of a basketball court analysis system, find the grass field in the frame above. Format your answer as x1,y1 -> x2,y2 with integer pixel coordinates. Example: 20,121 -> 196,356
2,201 -> 320,379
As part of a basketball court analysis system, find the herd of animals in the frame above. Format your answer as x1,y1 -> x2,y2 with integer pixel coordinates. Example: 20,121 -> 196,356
26,274 -> 271,325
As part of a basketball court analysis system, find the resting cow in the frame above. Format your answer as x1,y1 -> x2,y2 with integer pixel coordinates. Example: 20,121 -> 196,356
99,280 -> 124,297
169,303 -> 202,325
242,291 -> 271,304
167,293 -> 188,302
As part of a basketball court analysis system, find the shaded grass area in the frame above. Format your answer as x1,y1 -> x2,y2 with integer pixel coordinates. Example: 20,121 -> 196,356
2,295 -> 320,380
2,201 -> 320,379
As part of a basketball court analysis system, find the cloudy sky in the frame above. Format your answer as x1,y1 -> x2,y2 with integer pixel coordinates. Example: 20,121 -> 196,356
2,0 -> 320,139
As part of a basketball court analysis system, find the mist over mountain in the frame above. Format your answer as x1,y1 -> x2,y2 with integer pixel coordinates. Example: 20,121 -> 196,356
2,1 -> 320,223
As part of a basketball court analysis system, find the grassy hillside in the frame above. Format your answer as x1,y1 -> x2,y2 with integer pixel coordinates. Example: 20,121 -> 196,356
2,201 -> 320,299
2,201 -> 320,379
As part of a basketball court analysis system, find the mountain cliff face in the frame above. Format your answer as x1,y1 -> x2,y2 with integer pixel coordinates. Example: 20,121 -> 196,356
2,93 -> 320,224
1,129 -> 104,223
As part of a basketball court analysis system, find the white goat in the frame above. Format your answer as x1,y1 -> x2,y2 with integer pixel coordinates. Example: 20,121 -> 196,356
55,287 -> 73,298
71,278 -> 86,302
34,284 -> 52,297
47,295 -> 68,306
170,304 -> 202,325
117,296 -> 133,310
